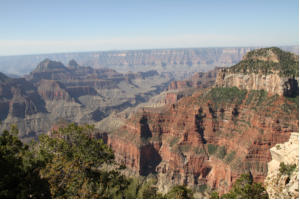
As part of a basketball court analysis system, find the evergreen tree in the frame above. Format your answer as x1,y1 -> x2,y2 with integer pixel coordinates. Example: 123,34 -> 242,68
166,185 -> 194,199
210,173 -> 269,199
0,127 -> 50,198
36,123 -> 130,198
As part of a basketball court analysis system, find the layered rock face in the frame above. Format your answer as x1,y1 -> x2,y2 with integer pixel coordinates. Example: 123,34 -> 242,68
36,79 -> 74,102
0,59 -> 172,141
265,132 -> 299,199
0,74 -> 50,141
0,75 -> 47,119
107,88 -> 298,195
216,69 -> 298,96
105,47 -> 299,196
215,48 -> 299,97
168,68 -> 219,90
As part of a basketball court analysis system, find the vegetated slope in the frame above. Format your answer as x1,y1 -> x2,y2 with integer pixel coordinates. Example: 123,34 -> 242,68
216,47 -> 299,97
104,47 -> 299,197
230,47 -> 298,77
0,59 -> 172,141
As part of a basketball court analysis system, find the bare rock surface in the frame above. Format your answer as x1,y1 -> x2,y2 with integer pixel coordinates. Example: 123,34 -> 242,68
265,132 -> 299,199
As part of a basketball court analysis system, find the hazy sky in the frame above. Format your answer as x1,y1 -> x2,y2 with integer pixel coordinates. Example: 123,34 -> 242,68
0,0 -> 298,56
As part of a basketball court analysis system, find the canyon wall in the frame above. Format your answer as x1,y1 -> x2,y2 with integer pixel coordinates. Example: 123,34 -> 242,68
0,59 -> 172,141
107,88 -> 298,195
215,69 -> 299,96
105,47 -> 299,196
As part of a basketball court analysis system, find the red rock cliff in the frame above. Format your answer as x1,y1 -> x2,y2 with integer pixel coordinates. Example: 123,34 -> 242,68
107,87 -> 298,194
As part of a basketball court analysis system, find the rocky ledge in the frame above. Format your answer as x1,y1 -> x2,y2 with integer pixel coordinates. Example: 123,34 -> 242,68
265,132 -> 299,199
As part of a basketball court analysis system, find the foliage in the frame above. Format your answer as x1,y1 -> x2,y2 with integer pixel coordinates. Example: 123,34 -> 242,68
206,87 -> 247,105
122,176 -> 163,199
193,146 -> 205,154
124,175 -> 163,199
211,173 -> 269,199
208,144 -> 218,155
245,90 -> 267,106
230,47 -> 298,77
279,162 -> 297,177
1,123 -> 168,199
166,185 -> 194,199
210,191 -> 220,199
137,183 -> 163,199
285,95 -> 299,109
0,127 -> 50,198
224,151 -> 236,163
216,146 -> 227,159
169,136 -> 179,147
281,98 -> 298,114
179,144 -> 192,152
36,123 -> 130,198
198,184 -> 208,193
123,177 -> 141,198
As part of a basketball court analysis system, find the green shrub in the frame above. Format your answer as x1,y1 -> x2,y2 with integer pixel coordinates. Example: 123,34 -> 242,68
216,146 -> 227,159
193,146 -> 205,154
210,191 -> 220,199
169,137 -> 179,147
179,144 -> 191,153
225,151 -> 236,163
229,47 -> 299,78
219,173 -> 269,199
206,87 -> 247,105
279,162 -> 297,177
208,144 -> 218,155
166,185 -> 194,199
198,184 -> 208,193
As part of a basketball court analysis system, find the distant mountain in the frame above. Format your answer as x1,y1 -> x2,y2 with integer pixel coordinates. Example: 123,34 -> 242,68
0,46 -> 298,78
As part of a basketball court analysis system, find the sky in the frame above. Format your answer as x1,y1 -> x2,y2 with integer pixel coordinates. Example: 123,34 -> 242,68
0,0 -> 298,56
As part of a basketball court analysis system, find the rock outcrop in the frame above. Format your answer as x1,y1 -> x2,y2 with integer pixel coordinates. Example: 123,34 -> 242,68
215,48 -> 299,97
265,132 -> 299,199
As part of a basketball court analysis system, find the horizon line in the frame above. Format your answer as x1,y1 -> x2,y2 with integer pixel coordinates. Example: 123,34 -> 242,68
0,44 -> 298,57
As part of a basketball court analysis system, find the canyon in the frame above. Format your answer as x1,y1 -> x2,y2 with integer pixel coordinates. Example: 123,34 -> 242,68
101,47 -> 299,197
0,59 -> 173,142
0,47 -> 298,197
